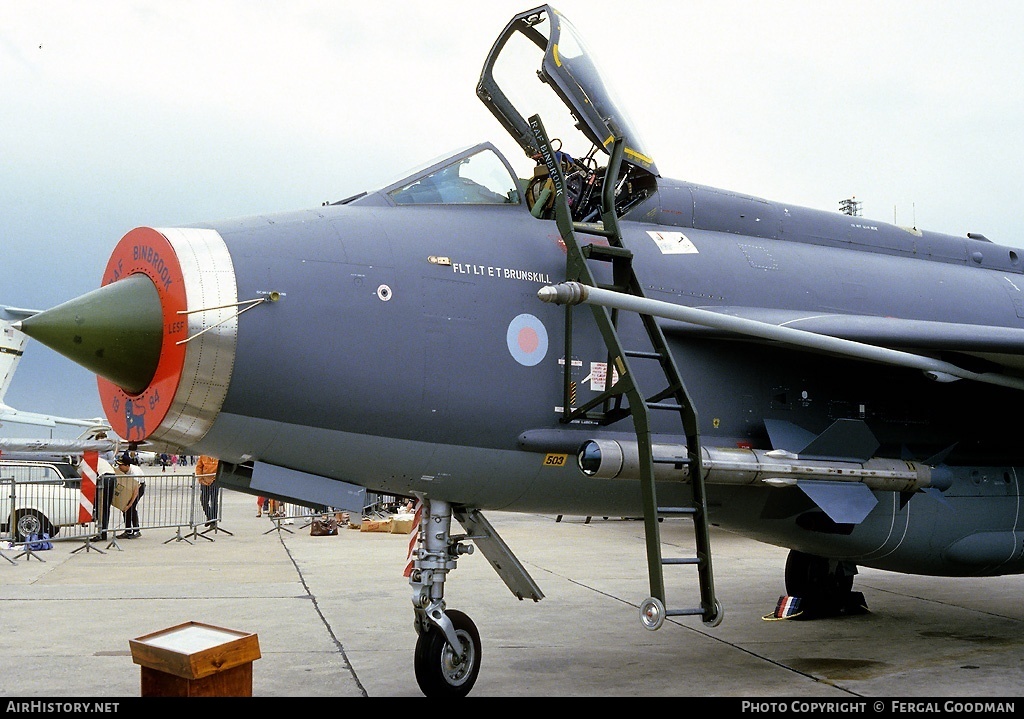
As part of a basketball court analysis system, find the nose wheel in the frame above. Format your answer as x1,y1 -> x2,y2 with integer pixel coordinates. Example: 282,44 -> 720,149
414,609 -> 482,697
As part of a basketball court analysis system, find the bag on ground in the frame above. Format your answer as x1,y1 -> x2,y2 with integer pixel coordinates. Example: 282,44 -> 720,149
26,533 -> 53,551
310,517 -> 338,536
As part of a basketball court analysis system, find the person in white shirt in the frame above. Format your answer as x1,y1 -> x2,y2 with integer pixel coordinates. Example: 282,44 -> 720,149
115,452 -> 146,538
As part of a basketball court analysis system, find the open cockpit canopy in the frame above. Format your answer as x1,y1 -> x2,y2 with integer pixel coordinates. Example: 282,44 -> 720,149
478,5 -> 658,222
478,5 -> 656,176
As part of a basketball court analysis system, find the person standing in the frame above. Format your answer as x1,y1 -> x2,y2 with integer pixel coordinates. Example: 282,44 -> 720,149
195,454 -> 220,527
115,452 -> 146,539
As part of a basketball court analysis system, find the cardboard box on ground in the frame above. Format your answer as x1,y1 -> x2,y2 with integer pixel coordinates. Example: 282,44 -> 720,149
354,514 -> 416,534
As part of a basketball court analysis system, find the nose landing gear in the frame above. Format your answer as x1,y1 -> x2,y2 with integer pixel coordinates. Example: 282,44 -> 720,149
408,498 -> 482,697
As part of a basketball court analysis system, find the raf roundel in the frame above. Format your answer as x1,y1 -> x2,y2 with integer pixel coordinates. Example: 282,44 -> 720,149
506,313 -> 548,367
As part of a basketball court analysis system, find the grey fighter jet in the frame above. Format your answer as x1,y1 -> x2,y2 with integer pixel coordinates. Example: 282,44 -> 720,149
7,5 -> 1024,697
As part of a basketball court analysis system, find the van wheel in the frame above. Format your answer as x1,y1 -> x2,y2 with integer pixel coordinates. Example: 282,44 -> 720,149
15,510 -> 53,543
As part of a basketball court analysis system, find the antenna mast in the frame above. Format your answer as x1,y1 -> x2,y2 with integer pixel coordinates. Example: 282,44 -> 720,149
839,197 -> 862,216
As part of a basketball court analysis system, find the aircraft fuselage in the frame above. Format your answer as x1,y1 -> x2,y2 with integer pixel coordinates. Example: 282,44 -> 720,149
140,149 -> 1024,578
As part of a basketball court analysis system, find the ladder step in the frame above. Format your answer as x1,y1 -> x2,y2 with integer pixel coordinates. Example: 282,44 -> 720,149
657,506 -> 696,515
665,607 -> 707,618
624,349 -> 662,360
662,557 -> 701,566
647,402 -> 683,411
576,224 -> 622,241
583,243 -> 632,259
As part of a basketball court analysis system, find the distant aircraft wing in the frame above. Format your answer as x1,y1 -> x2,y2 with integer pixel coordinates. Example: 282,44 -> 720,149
0,403 -> 57,428
1,307 -> 41,322
0,403 -> 110,429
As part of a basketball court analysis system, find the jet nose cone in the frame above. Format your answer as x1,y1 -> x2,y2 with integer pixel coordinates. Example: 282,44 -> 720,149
18,273 -> 163,395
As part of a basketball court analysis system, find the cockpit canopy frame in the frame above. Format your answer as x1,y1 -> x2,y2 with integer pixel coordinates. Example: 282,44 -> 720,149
477,4 -> 658,177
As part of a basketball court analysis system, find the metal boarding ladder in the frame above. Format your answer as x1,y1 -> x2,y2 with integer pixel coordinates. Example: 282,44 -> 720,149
528,114 -> 721,629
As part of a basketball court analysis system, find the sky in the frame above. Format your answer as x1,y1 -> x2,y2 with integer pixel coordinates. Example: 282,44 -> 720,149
2,0 -> 1024,438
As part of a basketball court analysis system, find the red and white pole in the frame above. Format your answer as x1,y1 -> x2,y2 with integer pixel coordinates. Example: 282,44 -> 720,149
78,450 -> 98,523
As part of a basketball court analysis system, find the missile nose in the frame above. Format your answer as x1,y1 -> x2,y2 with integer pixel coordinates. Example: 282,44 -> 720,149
18,273 -> 164,395
537,281 -> 588,306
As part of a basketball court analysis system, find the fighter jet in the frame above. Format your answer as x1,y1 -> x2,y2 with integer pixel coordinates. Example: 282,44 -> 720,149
6,4 -> 1024,697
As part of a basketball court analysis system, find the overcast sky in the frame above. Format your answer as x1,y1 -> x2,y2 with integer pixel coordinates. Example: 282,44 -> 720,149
3,1 -> 1023,437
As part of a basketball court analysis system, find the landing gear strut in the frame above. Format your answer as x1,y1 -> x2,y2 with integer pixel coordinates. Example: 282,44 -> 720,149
408,499 -> 482,697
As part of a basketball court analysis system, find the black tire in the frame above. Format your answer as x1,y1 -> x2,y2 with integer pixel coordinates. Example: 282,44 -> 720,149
784,550 -> 854,606
14,509 -> 52,543
414,609 -> 481,697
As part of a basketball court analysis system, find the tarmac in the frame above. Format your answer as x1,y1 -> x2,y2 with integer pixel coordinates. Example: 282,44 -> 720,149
2,468 -> 1024,701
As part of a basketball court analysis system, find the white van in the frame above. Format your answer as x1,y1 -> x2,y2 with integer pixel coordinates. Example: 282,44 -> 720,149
0,459 -> 86,542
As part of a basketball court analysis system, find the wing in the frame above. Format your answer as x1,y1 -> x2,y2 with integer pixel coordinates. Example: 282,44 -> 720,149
657,306 -> 1024,389
539,282 -> 1024,391
666,306 -> 1024,352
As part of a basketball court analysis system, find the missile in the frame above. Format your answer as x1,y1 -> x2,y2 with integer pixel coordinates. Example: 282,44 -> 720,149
577,438 -> 950,493
0,438 -> 118,454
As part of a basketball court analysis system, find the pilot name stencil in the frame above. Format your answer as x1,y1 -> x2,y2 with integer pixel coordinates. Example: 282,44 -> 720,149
451,262 -> 552,284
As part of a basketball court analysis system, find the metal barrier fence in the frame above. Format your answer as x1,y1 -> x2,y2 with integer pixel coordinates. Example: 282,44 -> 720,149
2,469 -> 410,561
259,501 -> 316,535
364,492 -> 412,516
255,491 -> 409,536
1,469 -> 230,561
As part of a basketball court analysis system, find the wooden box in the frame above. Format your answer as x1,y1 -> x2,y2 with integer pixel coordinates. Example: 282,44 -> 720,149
129,621 -> 261,697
